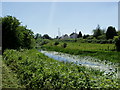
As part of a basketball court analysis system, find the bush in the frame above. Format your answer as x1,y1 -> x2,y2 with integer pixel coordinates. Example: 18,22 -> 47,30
41,41 -> 49,45
108,39 -> 114,44
115,36 -> 120,51
54,41 -> 59,46
87,40 -> 92,43
62,43 -> 67,48
100,40 -> 107,44
96,40 -> 101,43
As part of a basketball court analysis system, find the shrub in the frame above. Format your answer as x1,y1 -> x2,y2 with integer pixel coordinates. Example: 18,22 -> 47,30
96,40 -> 101,43
62,43 -> 67,48
107,39 -> 114,44
41,41 -> 49,45
54,41 -> 59,46
100,40 -> 107,44
87,40 -> 92,43
115,36 -> 120,51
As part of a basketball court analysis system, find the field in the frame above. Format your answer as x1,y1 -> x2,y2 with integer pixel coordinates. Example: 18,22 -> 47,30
2,49 -> 119,89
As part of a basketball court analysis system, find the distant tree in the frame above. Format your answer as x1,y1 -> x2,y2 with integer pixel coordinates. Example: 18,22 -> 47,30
77,31 -> 82,38
83,34 -> 89,39
34,33 -> 42,39
43,34 -> 51,39
55,36 -> 59,39
106,26 -> 117,39
93,25 -> 103,39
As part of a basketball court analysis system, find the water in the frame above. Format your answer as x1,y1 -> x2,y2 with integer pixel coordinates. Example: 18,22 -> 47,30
39,50 -> 119,76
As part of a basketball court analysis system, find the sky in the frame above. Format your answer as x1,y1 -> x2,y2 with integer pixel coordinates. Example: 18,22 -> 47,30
2,2 -> 118,38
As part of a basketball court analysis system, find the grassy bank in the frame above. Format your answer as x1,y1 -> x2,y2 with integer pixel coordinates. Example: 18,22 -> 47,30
42,41 -> 120,64
2,62 -> 25,88
3,49 -> 119,89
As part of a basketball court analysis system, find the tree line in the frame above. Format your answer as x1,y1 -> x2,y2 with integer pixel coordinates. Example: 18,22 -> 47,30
1,15 -> 120,52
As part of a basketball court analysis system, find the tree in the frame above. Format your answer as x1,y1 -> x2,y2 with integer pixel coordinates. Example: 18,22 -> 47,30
83,34 -> 89,39
93,25 -> 102,39
34,33 -> 42,40
2,15 -> 35,53
2,16 -> 20,51
42,34 -> 51,39
77,31 -> 82,38
55,36 -> 59,39
106,26 -> 117,39
22,28 -> 35,49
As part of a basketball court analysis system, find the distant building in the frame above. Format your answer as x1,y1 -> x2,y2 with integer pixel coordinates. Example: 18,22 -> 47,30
61,34 -> 69,39
70,33 -> 78,38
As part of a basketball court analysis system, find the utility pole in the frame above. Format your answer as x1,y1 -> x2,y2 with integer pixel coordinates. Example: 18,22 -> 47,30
75,29 -> 77,42
118,1 -> 120,31
58,28 -> 61,38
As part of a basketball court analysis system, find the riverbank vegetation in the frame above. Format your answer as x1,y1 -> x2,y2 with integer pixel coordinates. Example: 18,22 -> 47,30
1,15 -> 120,89
3,49 -> 119,89
40,40 -> 120,64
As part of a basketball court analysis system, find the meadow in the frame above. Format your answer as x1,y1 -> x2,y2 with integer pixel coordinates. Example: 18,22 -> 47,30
2,49 -> 119,89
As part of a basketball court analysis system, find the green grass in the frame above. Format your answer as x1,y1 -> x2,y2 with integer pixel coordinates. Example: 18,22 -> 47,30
44,40 -> 115,51
42,40 -> 120,64
3,49 -> 119,89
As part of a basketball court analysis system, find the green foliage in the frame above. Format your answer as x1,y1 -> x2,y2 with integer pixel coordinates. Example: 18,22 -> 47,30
93,25 -> 105,39
54,41 -> 59,46
83,34 -> 89,39
3,49 -> 119,89
117,31 -> 120,36
42,41 -> 120,63
42,34 -> 51,39
106,26 -> 117,40
77,31 -> 82,38
97,35 -> 106,40
41,40 -> 49,45
2,15 -> 35,53
2,61 -> 25,88
62,43 -> 67,48
34,33 -> 42,40
114,36 -> 120,51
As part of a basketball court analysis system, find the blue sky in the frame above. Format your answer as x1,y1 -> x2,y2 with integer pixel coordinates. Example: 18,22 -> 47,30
2,2 -> 118,38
